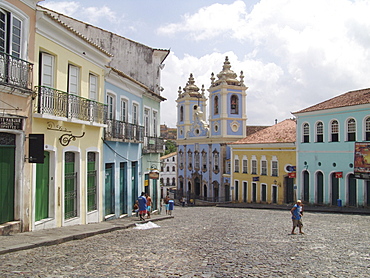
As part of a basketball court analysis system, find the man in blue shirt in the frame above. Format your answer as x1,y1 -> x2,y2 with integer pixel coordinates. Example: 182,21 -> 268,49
137,192 -> 147,221
291,200 -> 304,235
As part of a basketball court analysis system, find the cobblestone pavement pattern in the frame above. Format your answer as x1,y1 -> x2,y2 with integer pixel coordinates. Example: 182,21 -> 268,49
1,207 -> 369,277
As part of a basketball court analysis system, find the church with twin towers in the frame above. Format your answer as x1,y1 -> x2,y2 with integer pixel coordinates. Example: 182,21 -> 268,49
176,57 -> 248,202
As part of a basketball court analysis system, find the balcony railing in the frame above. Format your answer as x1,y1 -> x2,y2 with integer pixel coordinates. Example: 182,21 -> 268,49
143,136 -> 164,154
34,86 -> 106,124
0,51 -> 33,92
105,119 -> 144,142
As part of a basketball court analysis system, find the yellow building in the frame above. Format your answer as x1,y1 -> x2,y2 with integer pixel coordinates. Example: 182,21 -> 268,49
30,9 -> 111,230
229,119 -> 296,205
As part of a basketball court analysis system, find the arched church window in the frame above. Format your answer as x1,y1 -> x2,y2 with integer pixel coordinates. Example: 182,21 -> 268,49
230,95 -> 239,114
180,106 -> 184,122
214,95 -> 219,115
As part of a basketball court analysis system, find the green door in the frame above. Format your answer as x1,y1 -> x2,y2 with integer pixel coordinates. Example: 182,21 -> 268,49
285,176 -> 294,203
131,162 -> 137,208
119,162 -> 127,214
348,174 -> 357,206
87,152 -> 97,212
105,163 -> 114,215
65,152 -> 77,219
317,172 -> 324,204
35,151 -> 49,221
0,133 -> 16,224
152,178 -> 157,209
303,171 -> 310,202
331,173 -> 339,206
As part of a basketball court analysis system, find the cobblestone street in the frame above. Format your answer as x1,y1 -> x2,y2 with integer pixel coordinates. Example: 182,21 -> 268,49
1,206 -> 369,277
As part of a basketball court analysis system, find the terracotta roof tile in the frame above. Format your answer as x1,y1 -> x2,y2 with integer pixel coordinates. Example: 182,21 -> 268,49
293,88 -> 370,114
246,125 -> 270,136
230,119 -> 296,144
160,152 -> 177,160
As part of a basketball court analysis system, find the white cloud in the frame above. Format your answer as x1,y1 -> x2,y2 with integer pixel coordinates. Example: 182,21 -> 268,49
42,1 -> 80,15
157,0 -> 247,41
42,1 -> 120,25
160,0 -> 370,126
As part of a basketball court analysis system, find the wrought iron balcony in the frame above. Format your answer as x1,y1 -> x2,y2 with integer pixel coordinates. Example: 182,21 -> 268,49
104,119 -> 144,142
0,51 -> 33,93
34,86 -> 106,124
142,136 -> 164,154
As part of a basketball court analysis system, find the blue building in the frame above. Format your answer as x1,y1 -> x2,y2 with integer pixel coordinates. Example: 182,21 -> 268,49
103,68 -> 144,219
176,57 -> 247,202
293,88 -> 370,207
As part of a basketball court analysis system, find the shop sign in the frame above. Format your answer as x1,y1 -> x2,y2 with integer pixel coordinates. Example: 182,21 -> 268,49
0,117 -> 23,130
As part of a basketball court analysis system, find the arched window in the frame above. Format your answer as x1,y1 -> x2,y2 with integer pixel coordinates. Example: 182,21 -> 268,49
331,120 -> 339,142
316,121 -> 323,142
172,177 -> 176,185
166,178 -> 170,185
230,95 -> 239,114
303,123 -> 309,143
172,166 -> 175,172
347,118 -> 356,141
180,106 -> 184,122
365,117 -> 370,141
214,95 -> 219,115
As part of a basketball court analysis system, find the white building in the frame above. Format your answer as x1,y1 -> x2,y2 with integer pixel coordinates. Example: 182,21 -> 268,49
160,152 -> 177,199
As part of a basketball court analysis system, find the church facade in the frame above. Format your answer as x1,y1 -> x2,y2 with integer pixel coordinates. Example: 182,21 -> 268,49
176,57 -> 247,203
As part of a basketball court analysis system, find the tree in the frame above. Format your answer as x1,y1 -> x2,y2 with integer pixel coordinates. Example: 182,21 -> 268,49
163,140 -> 176,156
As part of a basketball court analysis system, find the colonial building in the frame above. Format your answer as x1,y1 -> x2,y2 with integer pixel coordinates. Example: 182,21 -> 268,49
293,88 -> 370,207
0,0 -> 39,234
39,6 -> 169,216
160,152 -> 177,198
229,119 -> 296,204
31,7 -> 111,230
176,57 -> 247,203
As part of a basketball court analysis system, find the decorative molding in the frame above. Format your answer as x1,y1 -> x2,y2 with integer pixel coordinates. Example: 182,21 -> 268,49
47,121 -> 71,132
59,132 -> 85,146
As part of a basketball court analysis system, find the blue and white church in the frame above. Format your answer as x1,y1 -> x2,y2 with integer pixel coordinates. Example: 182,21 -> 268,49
176,57 -> 247,203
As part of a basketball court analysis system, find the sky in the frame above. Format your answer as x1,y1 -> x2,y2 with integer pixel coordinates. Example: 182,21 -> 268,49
39,0 -> 370,128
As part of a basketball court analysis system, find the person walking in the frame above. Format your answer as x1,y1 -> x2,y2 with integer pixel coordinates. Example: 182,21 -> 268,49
145,193 -> 152,219
137,192 -> 147,221
168,198 -> 174,215
291,200 -> 304,235
164,195 -> 170,215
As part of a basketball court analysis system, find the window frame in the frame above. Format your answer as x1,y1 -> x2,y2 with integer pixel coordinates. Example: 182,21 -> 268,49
303,123 -> 309,143
120,98 -> 128,122
330,119 -> 339,142
106,93 -> 115,120
316,121 -> 324,142
251,159 -> 257,175
67,63 -> 80,95
230,94 -> 239,114
132,103 -> 139,125
242,158 -> 248,174
0,6 -> 28,59
261,159 -> 267,176
40,52 -> 55,87
89,73 -> 98,101
365,117 -> 370,141
347,118 -> 356,142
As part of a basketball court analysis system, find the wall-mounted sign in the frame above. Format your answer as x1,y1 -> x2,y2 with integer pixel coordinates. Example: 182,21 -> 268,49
252,177 -> 259,181
354,142 -> 370,179
335,172 -> 343,178
0,117 -> 23,130
288,172 -> 296,178
149,170 -> 159,180
286,165 -> 296,172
